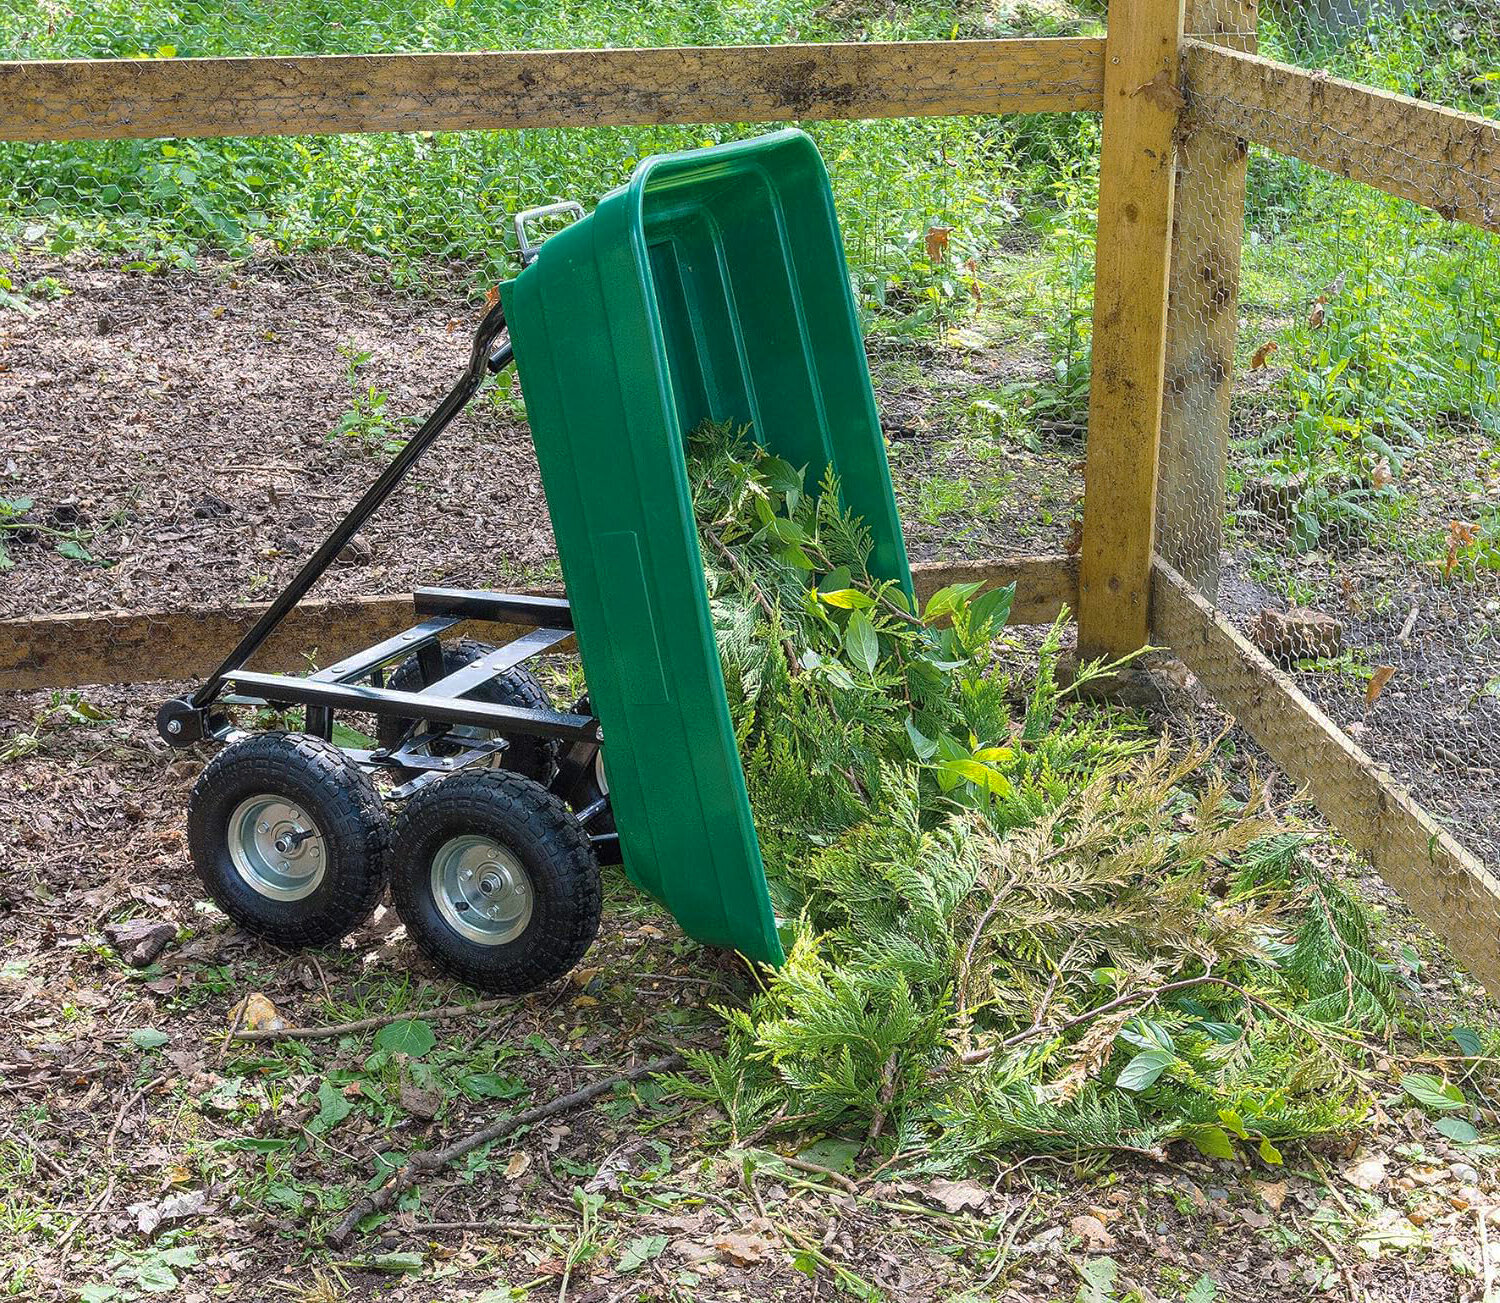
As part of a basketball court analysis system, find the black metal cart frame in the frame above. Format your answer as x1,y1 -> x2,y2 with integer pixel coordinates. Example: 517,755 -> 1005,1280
157,232 -> 616,861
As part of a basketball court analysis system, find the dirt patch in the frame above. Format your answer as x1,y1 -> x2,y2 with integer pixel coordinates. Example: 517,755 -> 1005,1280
1,681 -> 1496,1301
1,253 -> 1080,624
1,252 -> 557,619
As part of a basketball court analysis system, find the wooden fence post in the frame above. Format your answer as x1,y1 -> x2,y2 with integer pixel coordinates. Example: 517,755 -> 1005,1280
1077,0 -> 1186,661
1156,0 -> 1257,597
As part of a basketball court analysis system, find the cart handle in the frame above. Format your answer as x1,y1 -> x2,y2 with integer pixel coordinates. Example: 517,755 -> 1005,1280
514,201 -> 586,267
170,299 -> 514,730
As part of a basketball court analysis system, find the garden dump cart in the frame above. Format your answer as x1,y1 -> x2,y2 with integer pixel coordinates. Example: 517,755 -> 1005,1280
158,129 -> 913,992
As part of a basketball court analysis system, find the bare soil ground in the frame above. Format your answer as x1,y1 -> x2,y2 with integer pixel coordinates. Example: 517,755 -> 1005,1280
0,252 -> 1078,622
2,680 -> 1498,1302
2,255 -> 1499,1302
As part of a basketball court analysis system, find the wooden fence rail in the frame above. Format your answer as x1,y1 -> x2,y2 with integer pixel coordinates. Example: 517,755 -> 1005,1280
0,38 -> 1105,141
1153,559 -> 1500,994
1182,39 -> 1500,233
0,555 -> 1078,693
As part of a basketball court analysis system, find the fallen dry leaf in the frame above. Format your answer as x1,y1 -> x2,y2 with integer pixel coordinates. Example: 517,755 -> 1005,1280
130,1188 -> 211,1238
1133,67 -> 1187,112
925,226 -> 951,264
1250,340 -> 1278,370
504,1151 -> 532,1181
1366,664 -> 1396,706
925,1177 -> 989,1214
229,992 -> 284,1032
1343,1150 -> 1388,1192
399,1075 -> 443,1121
715,1227 -> 776,1266
1065,517 -> 1085,556
1251,1179 -> 1287,1212
1069,1213 -> 1116,1251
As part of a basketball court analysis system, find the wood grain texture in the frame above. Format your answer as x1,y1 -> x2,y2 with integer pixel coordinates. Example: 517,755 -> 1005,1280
1156,0 -> 1255,596
1182,39 -> 1500,233
1152,558 -> 1500,996
1077,0 -> 1185,659
0,555 -> 1078,692
0,39 -> 1105,142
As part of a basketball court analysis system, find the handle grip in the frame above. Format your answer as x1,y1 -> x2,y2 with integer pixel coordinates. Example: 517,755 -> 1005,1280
514,200 -> 586,267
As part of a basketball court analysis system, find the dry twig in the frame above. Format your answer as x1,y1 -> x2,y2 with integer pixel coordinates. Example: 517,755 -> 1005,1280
233,995 -> 523,1042
326,1054 -> 682,1248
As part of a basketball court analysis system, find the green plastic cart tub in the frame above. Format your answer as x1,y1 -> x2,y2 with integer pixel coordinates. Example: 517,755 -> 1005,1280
501,129 -> 913,967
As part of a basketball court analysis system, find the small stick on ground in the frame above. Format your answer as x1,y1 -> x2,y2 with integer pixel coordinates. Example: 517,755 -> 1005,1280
234,995 -> 524,1042
325,1054 -> 683,1249
105,1075 -> 164,1154
1479,1204 -> 1495,1303
1303,1219 -> 1364,1303
749,1148 -> 859,1195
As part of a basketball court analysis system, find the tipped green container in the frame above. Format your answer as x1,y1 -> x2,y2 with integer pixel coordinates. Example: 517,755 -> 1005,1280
500,129 -> 912,966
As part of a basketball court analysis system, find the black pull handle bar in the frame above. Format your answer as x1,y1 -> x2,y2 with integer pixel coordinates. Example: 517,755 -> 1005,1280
189,300 -> 514,710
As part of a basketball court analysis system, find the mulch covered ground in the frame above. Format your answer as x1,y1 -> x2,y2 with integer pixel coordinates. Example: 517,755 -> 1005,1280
2,254 -> 1498,1301
0,251 -> 1077,623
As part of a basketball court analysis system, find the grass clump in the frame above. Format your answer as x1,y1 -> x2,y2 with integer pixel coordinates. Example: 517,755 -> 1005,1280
678,422 -> 1403,1165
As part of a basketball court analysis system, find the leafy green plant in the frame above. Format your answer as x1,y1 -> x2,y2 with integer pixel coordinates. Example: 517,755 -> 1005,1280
0,495 -> 103,568
1016,145 -> 1099,436
330,342 -> 407,453
674,423 -> 1401,1164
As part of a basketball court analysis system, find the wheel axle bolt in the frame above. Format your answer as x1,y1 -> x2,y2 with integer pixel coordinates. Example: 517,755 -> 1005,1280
167,719 -> 182,735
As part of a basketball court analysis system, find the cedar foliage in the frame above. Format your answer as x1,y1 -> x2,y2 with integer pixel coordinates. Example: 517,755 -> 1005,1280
676,423 -> 1399,1163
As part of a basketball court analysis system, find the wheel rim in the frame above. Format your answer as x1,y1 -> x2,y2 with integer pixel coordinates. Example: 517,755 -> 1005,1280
430,835 -> 533,946
227,796 -> 328,901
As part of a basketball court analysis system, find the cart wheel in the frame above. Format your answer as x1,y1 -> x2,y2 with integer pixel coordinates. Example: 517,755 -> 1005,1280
376,639 -> 559,783
389,769 -> 601,993
187,732 -> 390,948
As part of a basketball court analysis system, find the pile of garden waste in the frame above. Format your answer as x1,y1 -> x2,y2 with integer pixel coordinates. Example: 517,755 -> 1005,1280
676,421 -> 1424,1168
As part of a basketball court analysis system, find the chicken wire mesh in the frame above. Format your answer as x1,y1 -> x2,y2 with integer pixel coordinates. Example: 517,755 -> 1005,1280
1161,0 -> 1500,879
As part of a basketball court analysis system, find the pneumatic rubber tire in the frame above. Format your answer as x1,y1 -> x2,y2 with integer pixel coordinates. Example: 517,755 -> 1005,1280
389,769 -> 601,993
376,639 -> 560,783
186,732 -> 390,948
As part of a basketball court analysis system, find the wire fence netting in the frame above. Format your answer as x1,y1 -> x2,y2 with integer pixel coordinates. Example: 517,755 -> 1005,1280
1159,0 -> 1500,881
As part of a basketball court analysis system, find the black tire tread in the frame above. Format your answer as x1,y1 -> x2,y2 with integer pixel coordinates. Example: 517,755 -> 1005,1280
377,640 -> 559,782
186,732 -> 390,948
390,769 -> 601,993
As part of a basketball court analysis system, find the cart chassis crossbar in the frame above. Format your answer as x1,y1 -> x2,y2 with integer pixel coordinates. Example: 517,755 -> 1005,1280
226,665 -> 598,741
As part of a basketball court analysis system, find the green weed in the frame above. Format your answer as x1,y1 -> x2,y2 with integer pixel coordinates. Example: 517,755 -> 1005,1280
329,342 -> 408,453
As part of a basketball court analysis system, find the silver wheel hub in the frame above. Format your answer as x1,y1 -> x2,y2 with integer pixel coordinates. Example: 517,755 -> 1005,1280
228,796 -> 327,901
431,835 -> 533,946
